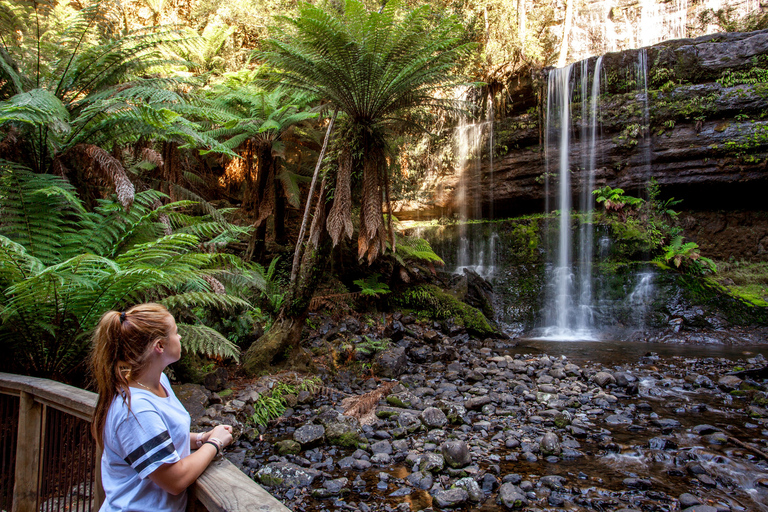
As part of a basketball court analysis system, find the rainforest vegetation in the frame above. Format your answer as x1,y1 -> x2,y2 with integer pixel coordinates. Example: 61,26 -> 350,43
1,0 -> 767,385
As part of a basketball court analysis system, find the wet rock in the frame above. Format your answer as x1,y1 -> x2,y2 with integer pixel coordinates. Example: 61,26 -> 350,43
682,506 -> 718,512
387,391 -> 422,409
692,424 -> 720,435
648,437 -> 677,450
320,411 -> 363,448
203,367 -> 228,392
614,372 -> 637,387
420,407 -> 448,428
623,477 -> 652,489
417,452 -> 445,473
540,432 -> 561,455
275,439 -> 301,455
697,474 -> 717,487
373,347 -> 408,378
498,483 -> 527,509
371,440 -> 393,455
679,493 -> 703,507
717,375 -> 743,391
397,411 -> 423,433
465,395 -> 492,410
406,470 -> 433,490
442,440 -> 472,468
702,432 -> 729,445
256,462 -> 321,488
593,371 -> 616,387
539,475 -> 566,491
652,418 -> 682,430
293,424 -> 325,447
454,477 -> 484,502
432,488 -> 469,508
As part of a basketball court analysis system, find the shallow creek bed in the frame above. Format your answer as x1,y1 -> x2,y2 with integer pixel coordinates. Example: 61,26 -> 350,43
187,331 -> 768,512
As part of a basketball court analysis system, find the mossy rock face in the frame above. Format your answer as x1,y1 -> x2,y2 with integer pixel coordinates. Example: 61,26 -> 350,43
275,439 -> 301,455
391,284 -> 495,336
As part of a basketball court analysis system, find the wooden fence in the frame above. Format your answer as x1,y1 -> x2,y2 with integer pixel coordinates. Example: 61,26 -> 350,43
0,373 -> 290,512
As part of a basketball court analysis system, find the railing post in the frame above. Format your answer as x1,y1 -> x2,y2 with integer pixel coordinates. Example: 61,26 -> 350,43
12,391 -> 42,512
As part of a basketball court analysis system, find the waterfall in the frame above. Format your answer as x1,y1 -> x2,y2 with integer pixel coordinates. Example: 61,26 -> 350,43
628,272 -> 655,330
453,113 -> 496,279
540,57 -> 603,341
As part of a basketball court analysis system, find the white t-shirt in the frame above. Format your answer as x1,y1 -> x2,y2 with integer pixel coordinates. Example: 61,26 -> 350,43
100,373 -> 191,512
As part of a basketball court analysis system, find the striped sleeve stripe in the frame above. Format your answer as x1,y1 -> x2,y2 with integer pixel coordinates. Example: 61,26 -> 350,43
133,442 -> 176,474
124,431 -> 171,466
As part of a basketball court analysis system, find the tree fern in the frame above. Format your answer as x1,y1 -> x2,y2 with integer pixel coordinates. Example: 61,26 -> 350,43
0,163 -> 260,379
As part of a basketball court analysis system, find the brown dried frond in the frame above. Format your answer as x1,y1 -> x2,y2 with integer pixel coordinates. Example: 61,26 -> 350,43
326,149 -> 353,246
72,144 -> 134,209
358,155 -> 385,264
203,275 -> 226,294
140,148 -> 164,168
342,381 -> 396,425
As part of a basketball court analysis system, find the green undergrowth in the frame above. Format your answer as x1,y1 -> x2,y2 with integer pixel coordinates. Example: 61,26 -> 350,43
713,261 -> 768,307
390,284 -> 495,336
672,270 -> 768,325
251,377 -> 321,427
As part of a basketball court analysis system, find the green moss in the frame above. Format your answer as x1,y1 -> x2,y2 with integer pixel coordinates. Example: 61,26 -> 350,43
327,431 -> 363,448
218,388 -> 233,398
390,284 -> 495,336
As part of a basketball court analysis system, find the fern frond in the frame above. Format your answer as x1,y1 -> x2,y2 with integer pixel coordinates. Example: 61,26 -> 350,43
177,323 -> 240,360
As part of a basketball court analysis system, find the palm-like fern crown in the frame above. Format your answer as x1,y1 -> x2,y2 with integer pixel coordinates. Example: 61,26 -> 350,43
258,0 -> 473,127
200,86 -> 317,152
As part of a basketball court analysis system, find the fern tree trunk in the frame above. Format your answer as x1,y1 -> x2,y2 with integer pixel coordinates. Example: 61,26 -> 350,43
242,233 -> 327,374
243,189 -> 329,375
245,145 -> 274,261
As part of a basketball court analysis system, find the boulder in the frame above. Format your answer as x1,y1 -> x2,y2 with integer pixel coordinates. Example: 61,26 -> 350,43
373,347 -> 408,378
441,440 -> 472,468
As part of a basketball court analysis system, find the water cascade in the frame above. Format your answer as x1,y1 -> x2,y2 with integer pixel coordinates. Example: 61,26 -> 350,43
540,57 -> 603,340
453,105 -> 497,278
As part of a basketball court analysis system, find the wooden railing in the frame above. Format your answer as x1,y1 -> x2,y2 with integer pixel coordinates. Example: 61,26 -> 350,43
0,373 -> 290,512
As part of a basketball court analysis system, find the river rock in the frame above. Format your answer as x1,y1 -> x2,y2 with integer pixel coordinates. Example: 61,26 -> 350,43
498,483 -> 527,509
397,411 -> 423,433
293,424 -> 325,446
372,346 -> 407,378
465,395 -> 492,410
540,432 -> 561,455
682,506 -> 718,512
418,452 -> 445,473
319,410 -> 363,447
202,367 -> 228,392
432,488 -> 469,508
275,439 -> 301,455
593,371 -> 617,387
420,407 -> 448,428
371,440 -> 393,455
442,440 -> 472,468
256,462 -> 321,488
454,477 -> 484,502
717,375 -> 743,391
679,493 -> 703,507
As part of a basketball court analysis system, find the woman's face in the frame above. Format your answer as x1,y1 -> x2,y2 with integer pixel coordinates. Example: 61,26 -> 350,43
162,315 -> 182,363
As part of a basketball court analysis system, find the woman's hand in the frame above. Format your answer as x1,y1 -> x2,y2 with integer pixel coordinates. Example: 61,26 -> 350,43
208,424 -> 233,448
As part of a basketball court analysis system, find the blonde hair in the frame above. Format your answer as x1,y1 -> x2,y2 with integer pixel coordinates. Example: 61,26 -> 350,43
90,303 -> 172,447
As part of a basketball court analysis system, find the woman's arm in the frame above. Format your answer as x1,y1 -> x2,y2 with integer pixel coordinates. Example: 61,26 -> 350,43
149,424 -> 233,495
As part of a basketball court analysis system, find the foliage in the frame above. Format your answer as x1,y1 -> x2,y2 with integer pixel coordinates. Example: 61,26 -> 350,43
250,376 -> 320,426
354,274 -> 391,297
593,185 -> 644,220
386,227 -> 445,282
0,162 -> 252,380
257,0 -> 474,263
0,0 -> 234,204
391,284 -> 494,335
658,236 -> 717,275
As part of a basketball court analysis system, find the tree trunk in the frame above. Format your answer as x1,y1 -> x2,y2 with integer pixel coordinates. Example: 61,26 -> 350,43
518,0 -> 527,53
242,230 -> 328,375
274,192 -> 286,245
557,0 -> 574,68
244,146 -> 273,261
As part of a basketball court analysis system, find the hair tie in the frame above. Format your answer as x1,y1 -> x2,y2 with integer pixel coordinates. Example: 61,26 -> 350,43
119,311 -> 127,323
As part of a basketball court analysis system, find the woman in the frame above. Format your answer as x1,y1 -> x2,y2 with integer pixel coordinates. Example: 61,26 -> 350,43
91,303 -> 233,512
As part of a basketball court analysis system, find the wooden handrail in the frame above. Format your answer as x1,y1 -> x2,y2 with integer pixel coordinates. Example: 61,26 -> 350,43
0,372 -> 290,512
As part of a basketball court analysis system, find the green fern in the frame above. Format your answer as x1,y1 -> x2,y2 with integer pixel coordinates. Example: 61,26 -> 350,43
0,163 -> 260,379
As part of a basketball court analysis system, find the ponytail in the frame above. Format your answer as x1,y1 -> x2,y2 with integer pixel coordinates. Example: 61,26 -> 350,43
90,303 -> 172,448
